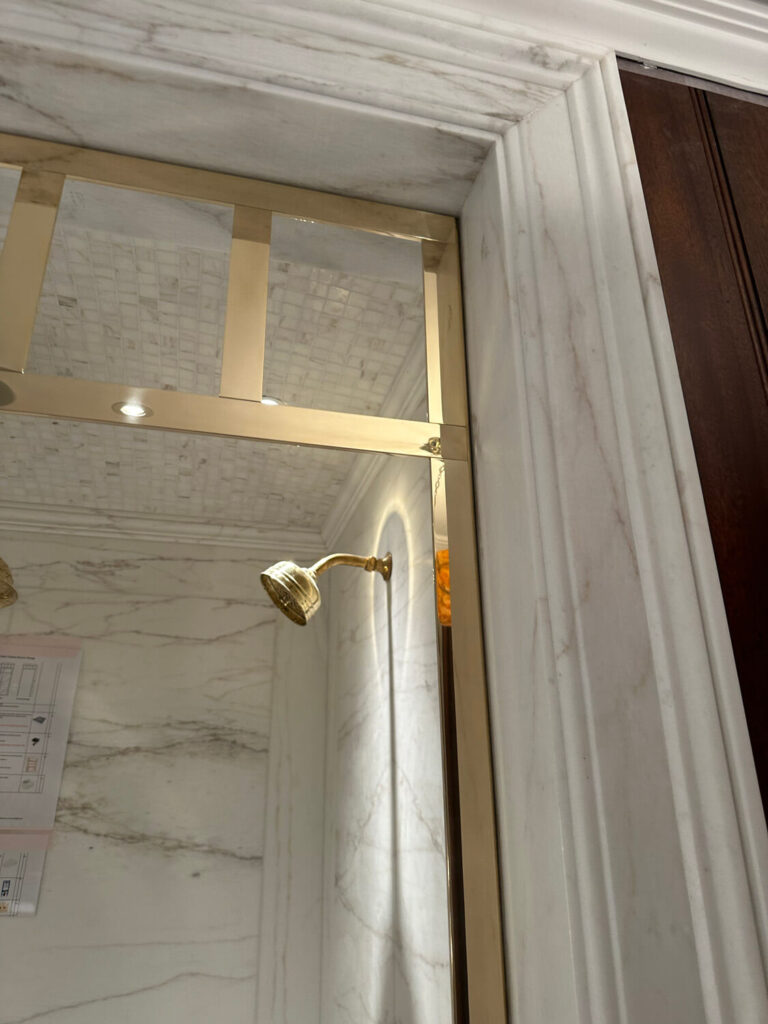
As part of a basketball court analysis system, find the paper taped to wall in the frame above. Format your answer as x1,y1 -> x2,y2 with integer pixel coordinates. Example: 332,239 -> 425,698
0,636 -> 82,916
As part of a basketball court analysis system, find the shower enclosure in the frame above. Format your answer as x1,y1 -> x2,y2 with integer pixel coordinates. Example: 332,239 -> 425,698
0,135 -> 504,1022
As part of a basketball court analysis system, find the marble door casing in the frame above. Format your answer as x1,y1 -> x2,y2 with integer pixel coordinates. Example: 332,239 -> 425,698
460,58 -> 768,1023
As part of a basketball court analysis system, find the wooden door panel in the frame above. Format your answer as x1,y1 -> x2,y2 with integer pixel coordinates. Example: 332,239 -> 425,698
707,93 -> 768,336
621,69 -> 768,811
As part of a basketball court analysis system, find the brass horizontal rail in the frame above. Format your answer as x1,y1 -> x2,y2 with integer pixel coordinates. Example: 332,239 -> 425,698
0,372 -> 467,461
0,132 -> 456,243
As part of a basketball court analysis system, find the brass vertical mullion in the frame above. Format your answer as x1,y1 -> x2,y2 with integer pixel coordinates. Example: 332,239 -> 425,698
219,205 -> 272,401
422,239 -> 468,428
441,456 -> 507,1023
425,231 -> 508,1020
0,169 -> 65,372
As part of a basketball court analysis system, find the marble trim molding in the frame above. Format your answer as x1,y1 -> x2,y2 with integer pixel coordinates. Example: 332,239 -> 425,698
462,55 -> 768,1020
1,0 -> 765,133
0,0 -> 598,135
432,0 -> 768,93
622,0 -> 768,37
1,3 -> 767,1021
0,500 -> 326,559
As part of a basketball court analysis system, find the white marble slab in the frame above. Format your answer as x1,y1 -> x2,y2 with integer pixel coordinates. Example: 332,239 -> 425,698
257,613 -> 328,1024
0,532 -> 275,1024
322,454 -> 451,1024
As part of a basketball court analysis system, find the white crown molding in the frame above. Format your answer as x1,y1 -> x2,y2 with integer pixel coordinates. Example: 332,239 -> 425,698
429,0 -> 768,93
0,501 -> 326,558
613,0 -> 768,38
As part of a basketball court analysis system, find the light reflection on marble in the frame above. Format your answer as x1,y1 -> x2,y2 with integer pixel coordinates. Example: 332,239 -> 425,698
0,532 -> 274,1024
0,0 -> 591,129
322,455 -> 451,1024
0,38 -> 487,216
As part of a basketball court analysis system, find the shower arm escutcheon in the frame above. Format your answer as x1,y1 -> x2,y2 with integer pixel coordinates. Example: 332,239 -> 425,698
310,552 -> 392,581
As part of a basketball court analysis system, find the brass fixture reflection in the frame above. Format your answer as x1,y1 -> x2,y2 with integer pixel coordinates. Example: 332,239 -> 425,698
261,552 -> 392,626
0,556 -> 17,608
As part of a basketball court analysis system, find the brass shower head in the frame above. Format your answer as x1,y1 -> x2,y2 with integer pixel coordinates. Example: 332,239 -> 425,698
261,552 -> 392,625
0,557 -> 17,608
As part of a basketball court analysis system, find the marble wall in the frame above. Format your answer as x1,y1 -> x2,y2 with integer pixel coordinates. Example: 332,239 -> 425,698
256,608 -> 328,1024
0,531 -> 278,1024
321,454 -> 452,1024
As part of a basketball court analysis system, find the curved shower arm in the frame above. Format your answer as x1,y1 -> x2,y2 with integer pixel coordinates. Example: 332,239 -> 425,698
310,552 -> 392,581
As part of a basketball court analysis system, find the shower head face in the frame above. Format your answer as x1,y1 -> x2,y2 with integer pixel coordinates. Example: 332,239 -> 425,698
0,557 -> 17,608
260,561 -> 321,625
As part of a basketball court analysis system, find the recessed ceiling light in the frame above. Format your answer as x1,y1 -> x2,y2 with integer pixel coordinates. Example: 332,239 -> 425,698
260,396 -> 281,406
112,401 -> 152,418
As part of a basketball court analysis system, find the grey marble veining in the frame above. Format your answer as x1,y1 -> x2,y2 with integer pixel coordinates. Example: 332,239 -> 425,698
0,534 -> 277,601
0,0 -> 596,216
0,37 -> 488,216
322,454 -> 451,1023
0,531 -> 275,1024
0,0 -> 590,128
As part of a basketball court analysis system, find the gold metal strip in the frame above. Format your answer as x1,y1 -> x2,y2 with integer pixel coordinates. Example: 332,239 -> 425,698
0,169 -> 64,372
427,228 -> 507,1018
0,133 -> 455,243
0,371 -> 467,460
219,207 -> 272,401
441,457 -> 508,1023
423,240 -> 468,428
423,261 -> 444,424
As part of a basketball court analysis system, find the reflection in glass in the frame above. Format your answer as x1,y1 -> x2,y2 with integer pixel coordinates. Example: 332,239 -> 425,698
0,412 -> 452,1022
264,215 -> 428,418
26,180 -> 233,394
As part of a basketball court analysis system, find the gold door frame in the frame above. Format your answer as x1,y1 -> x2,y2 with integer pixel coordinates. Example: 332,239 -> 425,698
0,133 -> 507,1023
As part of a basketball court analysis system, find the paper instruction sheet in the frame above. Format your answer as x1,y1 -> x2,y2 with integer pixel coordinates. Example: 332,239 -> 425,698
0,636 -> 82,916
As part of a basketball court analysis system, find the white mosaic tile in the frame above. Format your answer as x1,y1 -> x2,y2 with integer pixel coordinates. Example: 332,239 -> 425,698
26,222 -> 231,396
263,260 -> 426,416
0,415 -> 356,531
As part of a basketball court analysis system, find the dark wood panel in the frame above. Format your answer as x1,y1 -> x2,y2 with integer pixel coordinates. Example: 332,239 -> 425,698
706,91 -> 768,389
620,69 -> 768,812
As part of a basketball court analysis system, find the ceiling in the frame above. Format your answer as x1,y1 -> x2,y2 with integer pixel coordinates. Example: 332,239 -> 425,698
0,415 -> 359,532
